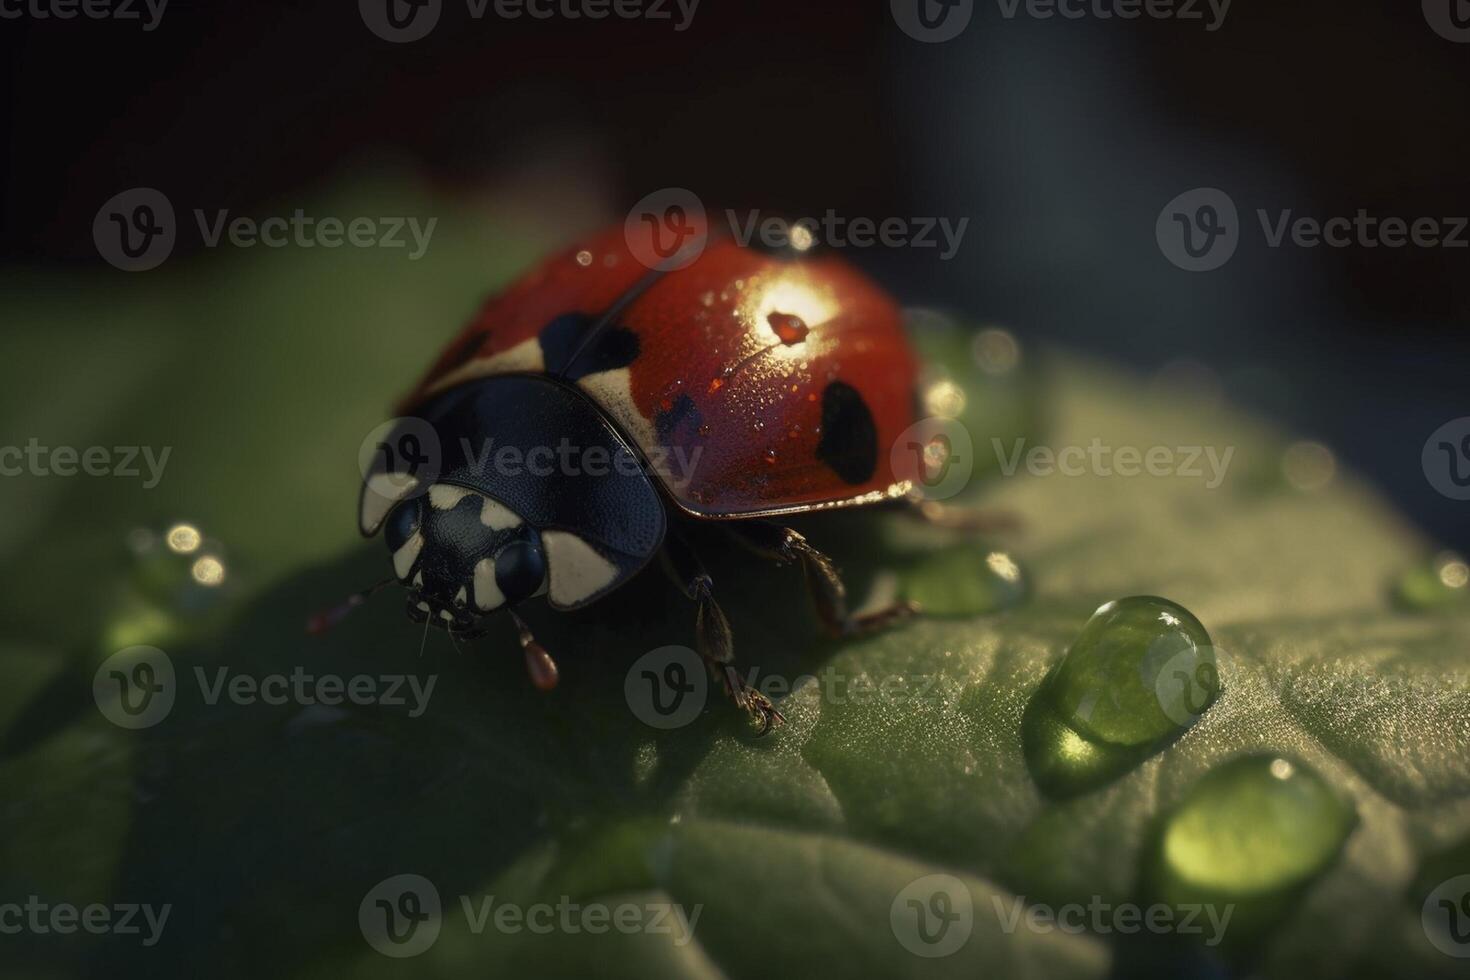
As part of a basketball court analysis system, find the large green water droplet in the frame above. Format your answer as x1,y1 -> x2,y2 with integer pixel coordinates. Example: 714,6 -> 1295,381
1050,596 -> 1218,747
1024,596 -> 1219,798
1144,754 -> 1356,950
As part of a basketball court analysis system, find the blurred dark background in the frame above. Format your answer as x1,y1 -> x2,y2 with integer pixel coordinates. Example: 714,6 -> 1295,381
2,0 -> 1466,549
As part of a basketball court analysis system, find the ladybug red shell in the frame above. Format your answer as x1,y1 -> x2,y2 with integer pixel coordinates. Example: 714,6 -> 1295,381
354,222 -> 933,732
400,225 -> 923,515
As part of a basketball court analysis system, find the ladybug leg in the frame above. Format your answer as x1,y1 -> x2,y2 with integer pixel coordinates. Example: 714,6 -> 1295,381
728,522 -> 919,638
903,495 -> 1021,533
660,535 -> 785,735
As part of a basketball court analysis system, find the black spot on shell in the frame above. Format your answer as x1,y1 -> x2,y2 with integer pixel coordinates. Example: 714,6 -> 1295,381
539,312 -> 640,380
655,393 -> 703,445
815,381 -> 877,484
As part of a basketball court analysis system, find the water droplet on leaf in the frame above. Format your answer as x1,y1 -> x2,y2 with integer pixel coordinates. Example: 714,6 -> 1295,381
1024,596 -> 1219,798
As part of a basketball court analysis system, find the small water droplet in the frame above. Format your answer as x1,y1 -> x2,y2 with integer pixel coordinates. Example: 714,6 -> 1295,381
762,448 -> 778,465
696,423 -> 710,438
920,547 -> 1024,617
575,250 -> 593,267
752,420 -> 764,431
700,290 -> 715,307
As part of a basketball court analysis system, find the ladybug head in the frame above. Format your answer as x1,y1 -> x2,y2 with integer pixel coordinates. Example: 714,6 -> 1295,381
384,483 -> 548,634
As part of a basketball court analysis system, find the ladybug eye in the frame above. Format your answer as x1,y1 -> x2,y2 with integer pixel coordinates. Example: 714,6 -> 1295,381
494,539 -> 547,604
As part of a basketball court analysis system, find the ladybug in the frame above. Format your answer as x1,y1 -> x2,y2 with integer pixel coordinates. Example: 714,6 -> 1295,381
343,222 -> 976,733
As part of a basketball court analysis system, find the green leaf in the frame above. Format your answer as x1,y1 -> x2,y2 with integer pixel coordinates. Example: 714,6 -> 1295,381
2,187 -> 1468,979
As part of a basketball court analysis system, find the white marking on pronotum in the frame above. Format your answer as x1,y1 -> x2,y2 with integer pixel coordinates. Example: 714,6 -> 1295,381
543,530 -> 619,607
423,336 -> 545,399
413,571 -> 425,587
480,496 -> 522,531
429,484 -> 476,510
474,558 -> 506,611
393,531 -> 424,581
360,472 -> 420,534
455,586 -> 468,606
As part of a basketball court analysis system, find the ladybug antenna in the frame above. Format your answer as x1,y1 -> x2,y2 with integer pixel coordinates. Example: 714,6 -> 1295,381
306,578 -> 394,635
509,608 -> 560,692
